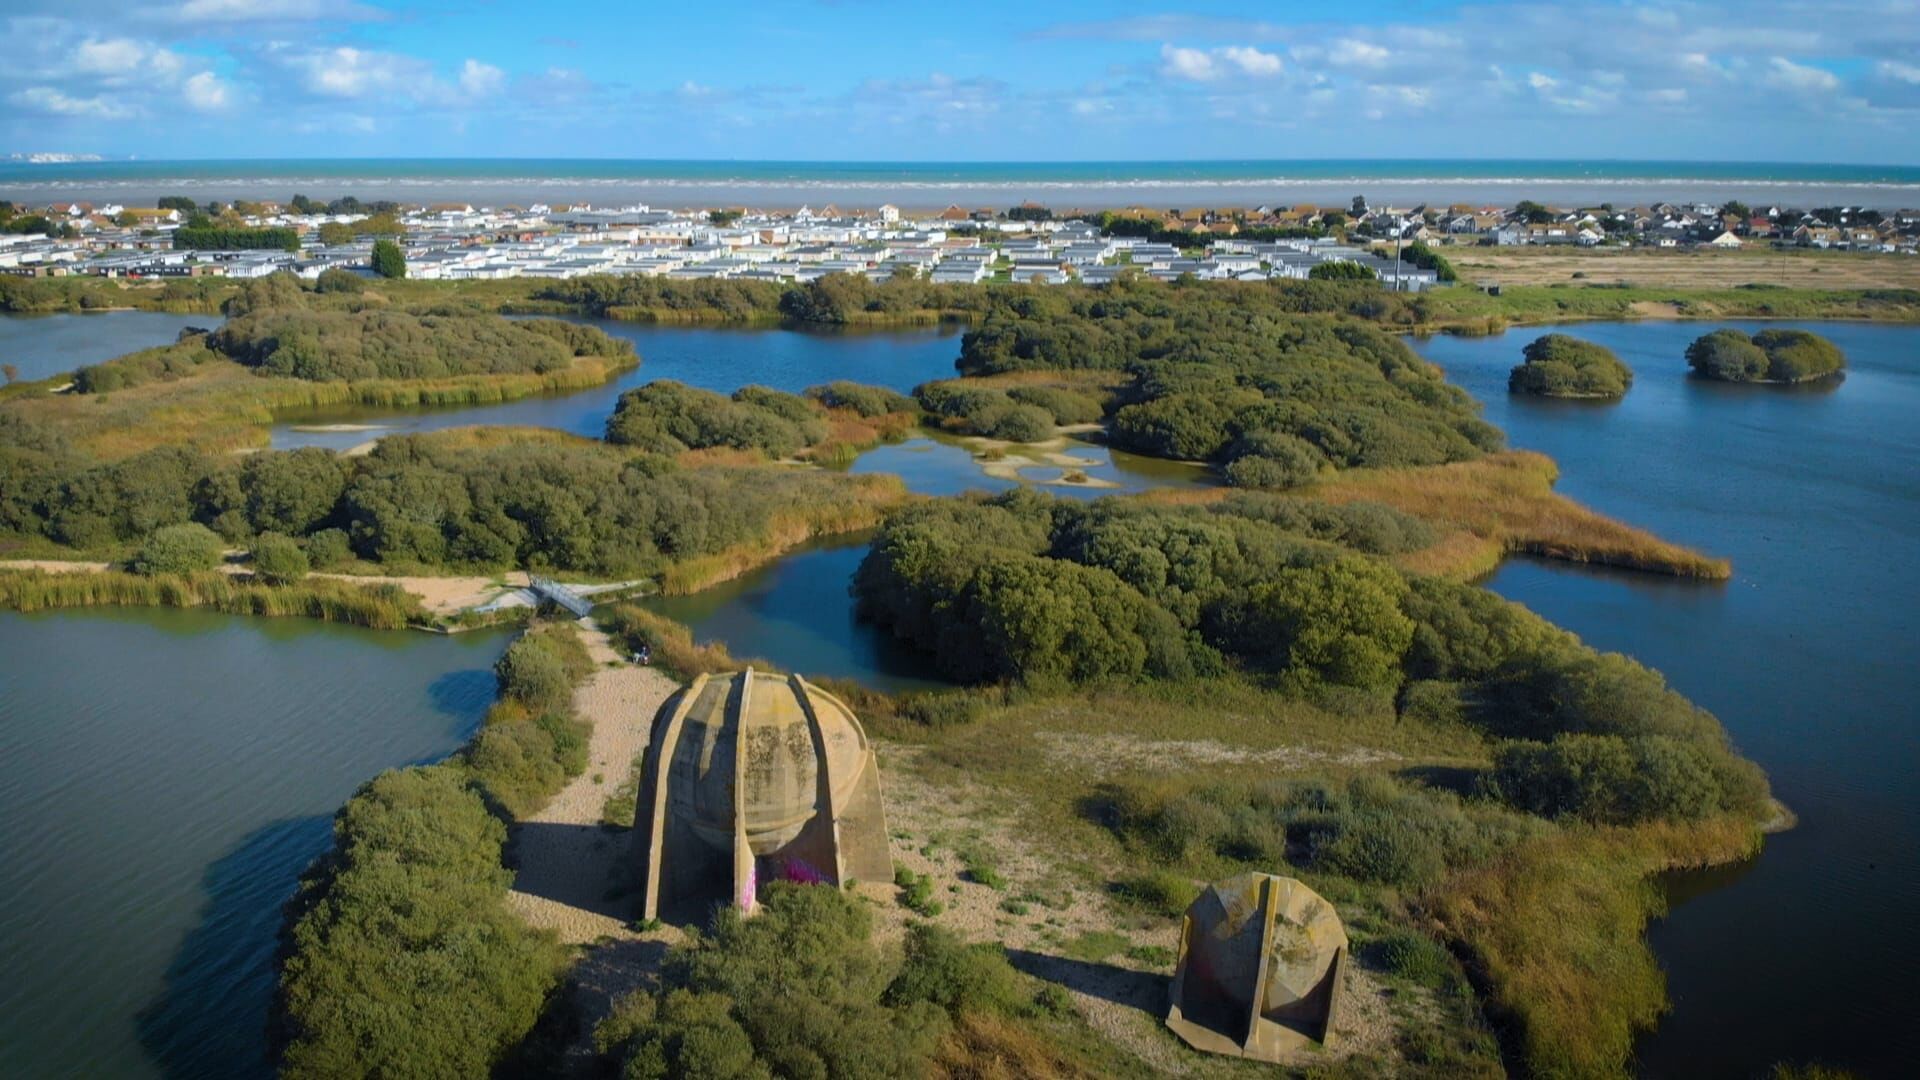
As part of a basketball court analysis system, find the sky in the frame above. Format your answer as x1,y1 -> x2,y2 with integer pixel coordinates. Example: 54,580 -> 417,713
2,0 -> 1918,163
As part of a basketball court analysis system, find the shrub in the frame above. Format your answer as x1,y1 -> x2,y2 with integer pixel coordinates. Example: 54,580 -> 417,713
1236,556 -> 1414,691
278,767 -> 566,1079
314,267 -> 365,294
600,884 -> 949,1080
1111,869 -> 1200,917
252,532 -> 310,584
605,380 -> 824,457
804,381 -> 914,418
1684,328 -> 1770,381
1487,733 -> 1767,825
1686,328 -> 1845,383
1368,931 -> 1456,989
134,522 -> 223,576
1508,334 -> 1633,398
979,402 -> 1054,442
1222,431 -> 1327,489
886,922 -> 1028,1017
303,528 -> 351,569
1005,385 -> 1104,424
1309,260 -> 1379,281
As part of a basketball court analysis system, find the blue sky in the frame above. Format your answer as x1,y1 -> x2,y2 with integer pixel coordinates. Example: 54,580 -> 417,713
3,1 -> 1917,162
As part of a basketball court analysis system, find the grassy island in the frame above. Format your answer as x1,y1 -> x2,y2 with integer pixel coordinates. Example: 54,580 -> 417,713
1686,328 -> 1848,383
1508,334 -> 1635,398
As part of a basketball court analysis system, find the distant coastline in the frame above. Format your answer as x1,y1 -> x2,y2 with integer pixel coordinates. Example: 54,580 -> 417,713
4,158 -> 1919,210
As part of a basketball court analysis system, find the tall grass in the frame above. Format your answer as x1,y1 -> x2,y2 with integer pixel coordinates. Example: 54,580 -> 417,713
657,474 -> 907,594
8,352 -> 636,460
1304,450 -> 1733,579
1420,816 -> 1760,1078
597,604 -> 770,680
0,569 -> 424,628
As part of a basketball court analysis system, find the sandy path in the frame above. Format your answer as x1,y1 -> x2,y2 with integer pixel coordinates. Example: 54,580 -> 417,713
504,621 -> 677,944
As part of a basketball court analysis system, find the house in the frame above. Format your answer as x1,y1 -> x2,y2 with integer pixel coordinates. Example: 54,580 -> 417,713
1706,230 -> 1742,249
937,205 -> 969,222
877,204 -> 900,224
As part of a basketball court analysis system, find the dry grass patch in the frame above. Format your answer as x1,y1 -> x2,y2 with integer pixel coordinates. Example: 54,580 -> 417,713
1420,816 -> 1760,1078
1304,450 -> 1731,579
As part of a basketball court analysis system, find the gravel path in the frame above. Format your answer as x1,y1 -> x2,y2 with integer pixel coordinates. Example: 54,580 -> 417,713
503,621 -> 677,944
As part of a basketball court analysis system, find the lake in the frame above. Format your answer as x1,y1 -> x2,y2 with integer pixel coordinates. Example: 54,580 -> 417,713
0,608 -> 509,1078
1413,321 -> 1920,1078
270,318 -> 966,450
0,311 -> 219,384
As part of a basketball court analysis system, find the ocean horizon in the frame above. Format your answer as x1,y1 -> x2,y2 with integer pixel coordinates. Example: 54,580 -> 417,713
5,158 -> 1919,209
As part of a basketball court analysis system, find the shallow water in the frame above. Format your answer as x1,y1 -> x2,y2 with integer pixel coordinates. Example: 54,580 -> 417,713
0,608 -> 509,1078
0,311 -> 219,383
270,318 -> 965,450
1413,321 -> 1920,1077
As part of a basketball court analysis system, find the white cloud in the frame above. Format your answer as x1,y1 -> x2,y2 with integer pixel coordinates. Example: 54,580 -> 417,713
169,0 -> 382,22
1159,43 -> 1282,81
1877,60 -> 1920,85
459,59 -> 504,97
1220,46 -> 1282,77
1160,45 -> 1217,80
1764,56 -> 1839,93
72,38 -> 149,75
267,44 -> 501,107
183,70 -> 230,110
1329,38 -> 1391,68
1528,72 -> 1558,90
10,86 -> 135,118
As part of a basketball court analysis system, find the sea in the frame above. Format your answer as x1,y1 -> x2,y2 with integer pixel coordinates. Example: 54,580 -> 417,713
3,158 -> 1918,211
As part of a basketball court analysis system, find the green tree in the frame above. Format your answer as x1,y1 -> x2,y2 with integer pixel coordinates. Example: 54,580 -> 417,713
370,239 -> 406,279
157,195 -> 199,213
1508,334 -> 1634,398
1308,260 -> 1378,281
313,266 -> 364,293
251,532 -> 310,584
134,522 -> 224,575
1239,556 -> 1413,691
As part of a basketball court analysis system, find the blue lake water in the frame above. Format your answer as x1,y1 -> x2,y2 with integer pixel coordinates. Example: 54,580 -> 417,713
0,311 -> 219,384
1410,321 -> 1920,1078
0,609 -> 508,1078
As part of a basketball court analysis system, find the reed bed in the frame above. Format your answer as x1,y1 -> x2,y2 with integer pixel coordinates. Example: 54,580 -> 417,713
1421,815 -> 1761,1078
1305,450 -> 1733,579
656,474 -> 907,595
0,568 -> 425,629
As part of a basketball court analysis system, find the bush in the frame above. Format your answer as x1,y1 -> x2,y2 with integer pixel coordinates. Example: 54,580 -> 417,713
252,532 -> 310,584
314,267 -> 365,294
1235,557 -> 1413,692
605,380 -> 825,457
1309,260 -> 1379,281
303,528 -> 351,569
1487,733 -> 1767,825
277,767 -> 566,1079
1368,931 -> 1456,989
1111,869 -> 1200,917
886,922 -> 1028,1017
805,381 -> 915,418
600,884 -> 949,1080
1686,328 -> 1845,383
1005,385 -> 1104,424
1508,334 -> 1633,398
134,522 -> 223,575
979,402 -> 1054,443
1222,431 -> 1327,489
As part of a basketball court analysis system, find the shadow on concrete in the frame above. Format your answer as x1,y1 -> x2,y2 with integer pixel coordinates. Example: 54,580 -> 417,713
504,820 -> 638,923
1006,949 -> 1168,1015
135,815 -> 333,1080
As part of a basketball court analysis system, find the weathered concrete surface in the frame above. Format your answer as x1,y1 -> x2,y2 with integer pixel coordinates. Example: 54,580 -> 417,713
1166,872 -> 1348,1063
633,669 -> 890,922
